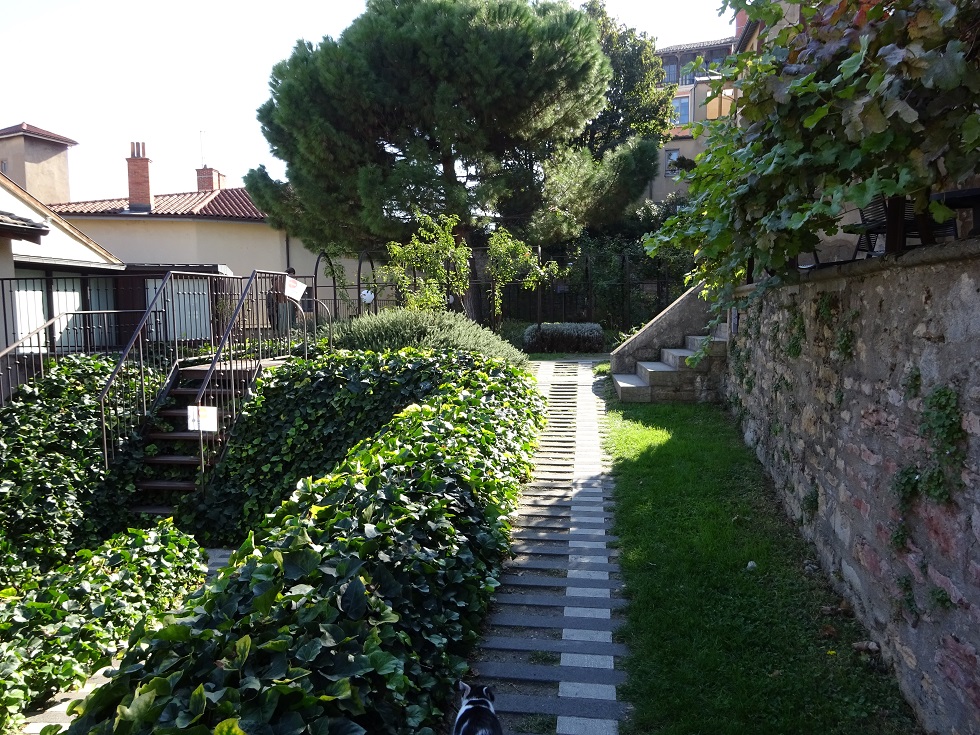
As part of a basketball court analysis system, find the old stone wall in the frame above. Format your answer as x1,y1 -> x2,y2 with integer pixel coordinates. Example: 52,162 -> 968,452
726,238 -> 980,735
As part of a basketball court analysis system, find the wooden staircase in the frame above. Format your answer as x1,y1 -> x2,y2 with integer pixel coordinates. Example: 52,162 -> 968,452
132,362 -> 259,514
612,325 -> 728,403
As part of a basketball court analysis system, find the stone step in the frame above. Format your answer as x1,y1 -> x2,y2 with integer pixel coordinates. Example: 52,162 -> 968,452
479,635 -> 628,657
612,372 -> 650,402
473,661 -> 626,685
488,612 -> 621,632
685,334 -> 729,356
491,593 -> 625,609
494,694 -> 629,721
637,361 -> 695,386
505,558 -> 619,573
500,574 -> 621,590
511,530 -> 616,543
660,347 -> 703,371
510,543 -> 619,558
144,455 -> 202,465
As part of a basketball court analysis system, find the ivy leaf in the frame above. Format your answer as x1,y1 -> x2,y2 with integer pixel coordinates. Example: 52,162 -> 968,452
839,35 -> 870,79
803,105 -> 829,129
214,718 -> 249,735
882,98 -> 919,124
922,42 -> 966,90
963,114 -> 980,148
339,578 -> 368,620
928,200 -> 956,223
283,549 -> 321,581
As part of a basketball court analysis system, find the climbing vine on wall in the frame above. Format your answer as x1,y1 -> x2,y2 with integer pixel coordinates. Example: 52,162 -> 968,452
890,384 -> 967,549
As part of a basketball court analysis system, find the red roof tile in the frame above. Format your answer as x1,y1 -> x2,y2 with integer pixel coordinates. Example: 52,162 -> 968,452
0,122 -> 78,146
49,187 -> 266,221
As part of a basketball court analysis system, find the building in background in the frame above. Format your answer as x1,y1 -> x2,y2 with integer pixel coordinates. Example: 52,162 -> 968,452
0,123 -> 77,205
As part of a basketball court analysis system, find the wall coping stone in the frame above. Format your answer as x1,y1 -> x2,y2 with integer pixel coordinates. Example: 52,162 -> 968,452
734,236 -> 980,298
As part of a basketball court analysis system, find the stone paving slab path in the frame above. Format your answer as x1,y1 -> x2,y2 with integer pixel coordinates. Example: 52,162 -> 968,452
470,359 -> 629,735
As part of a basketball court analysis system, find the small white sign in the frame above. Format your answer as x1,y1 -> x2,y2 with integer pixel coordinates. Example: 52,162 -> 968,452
284,276 -> 307,302
187,405 -> 219,433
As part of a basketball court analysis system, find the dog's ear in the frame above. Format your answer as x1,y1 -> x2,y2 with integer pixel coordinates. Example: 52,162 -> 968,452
458,681 -> 471,698
483,685 -> 495,703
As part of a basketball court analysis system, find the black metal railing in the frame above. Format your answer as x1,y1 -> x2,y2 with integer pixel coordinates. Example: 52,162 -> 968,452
0,309 -> 143,406
190,270 -> 318,477
97,271 -> 243,466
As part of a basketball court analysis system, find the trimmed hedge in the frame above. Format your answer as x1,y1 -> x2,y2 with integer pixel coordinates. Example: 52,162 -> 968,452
0,520 -> 207,735
63,353 -> 544,735
329,308 -> 527,365
523,321 -> 606,353
180,350 -> 517,547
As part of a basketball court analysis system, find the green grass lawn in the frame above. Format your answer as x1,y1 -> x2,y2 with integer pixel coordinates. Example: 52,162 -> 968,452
604,398 -> 923,735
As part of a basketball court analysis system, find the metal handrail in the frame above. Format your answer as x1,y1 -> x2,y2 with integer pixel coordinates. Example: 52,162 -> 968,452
0,310 -> 144,407
95,272 -> 181,406
190,271 -> 309,478
0,310 -> 139,362
97,270 -> 238,467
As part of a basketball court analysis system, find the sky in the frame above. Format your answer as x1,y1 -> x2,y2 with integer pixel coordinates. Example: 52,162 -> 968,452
5,0 -> 735,203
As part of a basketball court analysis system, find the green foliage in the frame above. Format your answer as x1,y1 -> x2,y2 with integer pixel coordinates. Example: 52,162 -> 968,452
921,385 -> 966,468
0,520 -> 207,734
523,322 -> 607,353
648,0 -> 980,311
331,308 -> 527,365
902,366 -> 922,399
181,349 -> 524,546
246,0 -> 611,253
890,385 -> 965,548
576,0 -> 672,158
785,305 -> 806,359
485,228 -> 556,329
0,355 -> 157,578
378,212 -> 472,311
62,355 -> 544,735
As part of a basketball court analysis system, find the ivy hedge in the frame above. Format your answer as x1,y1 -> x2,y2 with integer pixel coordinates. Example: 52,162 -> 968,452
0,354 -> 160,581
0,520 -> 207,735
180,349 -> 524,547
62,352 -> 544,735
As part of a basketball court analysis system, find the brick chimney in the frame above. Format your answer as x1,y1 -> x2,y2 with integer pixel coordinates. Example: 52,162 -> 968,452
196,165 -> 226,192
126,142 -> 152,212
735,9 -> 749,39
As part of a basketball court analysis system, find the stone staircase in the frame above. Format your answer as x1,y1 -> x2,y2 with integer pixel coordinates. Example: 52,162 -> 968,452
612,325 -> 729,403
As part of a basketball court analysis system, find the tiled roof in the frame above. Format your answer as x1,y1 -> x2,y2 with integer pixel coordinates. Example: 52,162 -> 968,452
0,210 -> 49,244
0,122 -> 78,146
49,187 -> 266,221
656,36 -> 737,55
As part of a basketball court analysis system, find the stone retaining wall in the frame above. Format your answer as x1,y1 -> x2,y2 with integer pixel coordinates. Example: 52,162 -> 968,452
726,238 -> 980,735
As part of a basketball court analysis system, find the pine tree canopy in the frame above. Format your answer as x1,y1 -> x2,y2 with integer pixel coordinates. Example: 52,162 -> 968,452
245,0 -> 615,255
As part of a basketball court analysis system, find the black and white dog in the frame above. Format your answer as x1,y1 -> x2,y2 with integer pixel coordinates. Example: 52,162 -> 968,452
453,681 -> 503,735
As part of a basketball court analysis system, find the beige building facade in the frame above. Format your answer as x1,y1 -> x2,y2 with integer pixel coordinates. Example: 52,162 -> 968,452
0,123 -> 76,205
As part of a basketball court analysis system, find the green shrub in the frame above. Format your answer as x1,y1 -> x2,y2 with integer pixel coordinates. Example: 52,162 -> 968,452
63,355 -> 544,735
0,520 -> 207,735
523,321 -> 607,353
328,308 -> 527,365
499,319 -> 532,350
180,350 -> 515,547
0,355 -> 156,579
